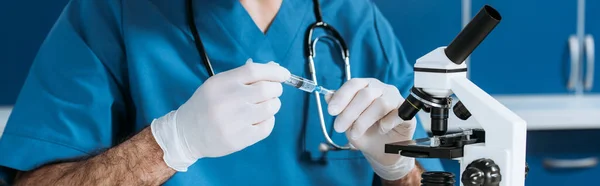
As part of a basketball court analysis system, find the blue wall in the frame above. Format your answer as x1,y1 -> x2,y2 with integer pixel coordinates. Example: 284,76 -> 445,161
0,0 -> 70,105
373,0 -> 462,66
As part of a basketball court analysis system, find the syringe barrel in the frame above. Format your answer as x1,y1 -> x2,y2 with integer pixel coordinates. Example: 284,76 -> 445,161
285,74 -> 309,88
445,5 -> 501,65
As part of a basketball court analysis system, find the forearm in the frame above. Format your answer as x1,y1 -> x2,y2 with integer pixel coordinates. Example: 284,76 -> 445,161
381,162 -> 424,186
15,127 -> 175,186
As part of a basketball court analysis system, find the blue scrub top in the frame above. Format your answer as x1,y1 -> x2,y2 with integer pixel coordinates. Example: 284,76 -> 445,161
0,0 -> 442,185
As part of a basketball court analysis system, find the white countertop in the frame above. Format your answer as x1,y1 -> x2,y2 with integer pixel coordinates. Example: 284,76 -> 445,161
0,106 -> 11,137
419,94 -> 600,132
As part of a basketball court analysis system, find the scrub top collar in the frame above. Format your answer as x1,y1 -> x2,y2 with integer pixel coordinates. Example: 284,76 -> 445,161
190,0 -> 311,67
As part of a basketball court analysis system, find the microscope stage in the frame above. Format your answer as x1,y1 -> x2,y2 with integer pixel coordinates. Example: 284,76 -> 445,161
385,129 -> 485,159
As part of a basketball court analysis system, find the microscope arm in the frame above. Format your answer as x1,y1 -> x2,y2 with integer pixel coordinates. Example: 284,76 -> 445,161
450,76 -> 527,186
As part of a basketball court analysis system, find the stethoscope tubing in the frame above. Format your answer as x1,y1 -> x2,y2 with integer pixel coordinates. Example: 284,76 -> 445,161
187,0 -> 355,152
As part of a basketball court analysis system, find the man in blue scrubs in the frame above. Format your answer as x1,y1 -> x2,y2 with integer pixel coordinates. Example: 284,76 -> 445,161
0,0 -> 442,185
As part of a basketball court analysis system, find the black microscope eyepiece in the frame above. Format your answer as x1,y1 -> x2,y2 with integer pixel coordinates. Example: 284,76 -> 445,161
445,5 -> 501,65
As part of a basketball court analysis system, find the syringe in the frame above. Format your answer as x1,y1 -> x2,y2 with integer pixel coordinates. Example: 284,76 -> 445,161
284,74 -> 334,95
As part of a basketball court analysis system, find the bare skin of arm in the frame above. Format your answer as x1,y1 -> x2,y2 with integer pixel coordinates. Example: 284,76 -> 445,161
14,128 -> 175,186
381,163 -> 425,186
12,127 -> 422,186
12,2 -> 282,185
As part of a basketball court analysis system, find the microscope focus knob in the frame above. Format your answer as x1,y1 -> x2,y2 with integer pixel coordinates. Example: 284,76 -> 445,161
461,158 -> 501,186
421,171 -> 455,186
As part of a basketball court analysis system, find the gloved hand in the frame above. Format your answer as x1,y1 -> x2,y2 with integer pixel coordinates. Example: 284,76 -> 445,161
151,59 -> 291,172
327,78 -> 416,181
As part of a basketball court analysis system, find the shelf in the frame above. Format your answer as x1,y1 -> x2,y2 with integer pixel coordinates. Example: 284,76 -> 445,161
418,94 -> 600,132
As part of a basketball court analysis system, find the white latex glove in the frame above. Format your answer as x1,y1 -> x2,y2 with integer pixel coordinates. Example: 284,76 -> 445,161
151,59 -> 291,172
327,78 -> 416,181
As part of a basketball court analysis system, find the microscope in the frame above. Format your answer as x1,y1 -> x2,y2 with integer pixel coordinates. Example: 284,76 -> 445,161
385,5 -> 528,186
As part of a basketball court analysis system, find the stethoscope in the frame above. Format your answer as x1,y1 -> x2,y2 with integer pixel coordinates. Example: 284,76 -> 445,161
186,0 -> 355,152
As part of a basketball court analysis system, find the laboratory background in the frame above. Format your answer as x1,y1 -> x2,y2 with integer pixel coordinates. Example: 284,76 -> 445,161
1,0 -> 599,185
